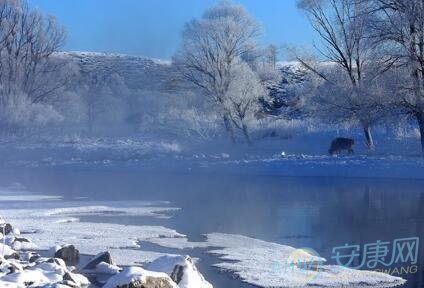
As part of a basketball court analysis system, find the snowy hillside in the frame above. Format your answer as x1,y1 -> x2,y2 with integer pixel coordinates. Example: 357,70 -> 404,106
56,51 -> 308,97
56,51 -> 175,91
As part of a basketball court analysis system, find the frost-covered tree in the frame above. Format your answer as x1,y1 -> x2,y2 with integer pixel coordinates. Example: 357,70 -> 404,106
225,62 -> 265,144
174,1 -> 260,141
78,71 -> 128,133
297,0 -> 382,148
264,44 -> 278,69
299,63 -> 390,129
0,0 -> 68,133
371,0 -> 424,153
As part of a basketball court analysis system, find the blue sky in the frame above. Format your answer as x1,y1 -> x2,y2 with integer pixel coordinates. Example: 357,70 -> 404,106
30,0 -> 316,60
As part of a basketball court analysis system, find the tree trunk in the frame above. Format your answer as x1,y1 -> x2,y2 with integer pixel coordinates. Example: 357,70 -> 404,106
223,114 -> 235,143
88,117 -> 93,135
362,123 -> 374,149
416,111 -> 424,154
242,123 -> 252,146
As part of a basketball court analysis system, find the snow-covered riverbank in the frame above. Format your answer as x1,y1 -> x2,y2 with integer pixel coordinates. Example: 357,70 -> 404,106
0,215 -> 212,288
0,127 -> 423,180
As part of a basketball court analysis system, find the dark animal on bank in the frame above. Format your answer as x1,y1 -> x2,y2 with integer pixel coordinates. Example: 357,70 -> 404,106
329,138 -> 354,155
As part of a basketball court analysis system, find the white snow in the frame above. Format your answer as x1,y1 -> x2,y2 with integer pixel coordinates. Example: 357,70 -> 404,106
1,269 -> 53,286
11,239 -> 37,251
0,189 -> 61,202
84,261 -> 121,275
103,266 -> 178,288
147,255 -> 213,288
44,204 -> 179,219
0,188 -> 183,266
0,243 -> 17,258
205,233 -> 405,288
145,233 -> 405,288
9,219 -> 184,266
0,256 -> 90,287
0,281 -> 23,288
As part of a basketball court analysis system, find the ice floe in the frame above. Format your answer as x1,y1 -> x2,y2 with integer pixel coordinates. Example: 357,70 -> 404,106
146,233 -> 406,288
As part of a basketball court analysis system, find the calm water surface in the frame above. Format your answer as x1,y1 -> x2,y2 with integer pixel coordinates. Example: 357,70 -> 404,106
1,167 -> 423,287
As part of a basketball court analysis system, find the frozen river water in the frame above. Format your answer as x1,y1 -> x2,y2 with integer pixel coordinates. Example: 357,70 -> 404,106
0,167 -> 422,287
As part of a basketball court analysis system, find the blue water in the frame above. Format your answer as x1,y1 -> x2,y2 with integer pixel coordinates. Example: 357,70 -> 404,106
1,167 -> 422,287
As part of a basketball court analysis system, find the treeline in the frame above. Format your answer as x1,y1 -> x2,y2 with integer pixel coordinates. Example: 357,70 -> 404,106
1,0 -> 424,154
292,0 -> 424,152
173,0 -> 424,152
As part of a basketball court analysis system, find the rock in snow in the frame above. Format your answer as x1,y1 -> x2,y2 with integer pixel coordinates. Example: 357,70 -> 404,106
82,251 -> 115,270
147,255 -> 213,288
0,243 -> 19,260
86,261 -> 122,275
0,217 -> 213,288
54,244 -> 80,264
0,223 -> 13,236
103,266 -> 178,288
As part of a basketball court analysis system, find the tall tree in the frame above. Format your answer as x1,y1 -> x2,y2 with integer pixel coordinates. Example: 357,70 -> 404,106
372,0 -> 424,153
0,0 -> 67,133
264,44 -> 278,69
174,1 -> 260,142
0,0 -> 67,102
224,62 -> 265,145
297,0 -> 380,148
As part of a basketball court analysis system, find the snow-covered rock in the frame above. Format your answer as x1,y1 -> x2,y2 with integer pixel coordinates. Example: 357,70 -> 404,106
0,209 -> 213,288
63,271 -> 90,286
81,251 -> 121,275
20,251 -> 40,263
82,251 -> 115,270
0,223 -> 13,236
0,243 -> 19,259
103,266 -> 178,288
0,256 -> 90,287
54,244 -> 80,263
11,237 -> 38,251
86,261 -> 122,275
147,255 -> 212,288
33,258 -> 68,276
0,257 -> 23,276
1,269 -> 55,286
0,280 -> 24,287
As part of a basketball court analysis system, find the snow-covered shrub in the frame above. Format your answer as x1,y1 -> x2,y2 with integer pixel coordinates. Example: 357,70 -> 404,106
166,107 -> 220,140
136,107 -> 220,141
393,125 -> 421,140
0,92 -> 63,135
249,117 -> 315,139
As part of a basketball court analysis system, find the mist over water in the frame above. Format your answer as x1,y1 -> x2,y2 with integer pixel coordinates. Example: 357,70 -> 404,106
1,168 -> 423,287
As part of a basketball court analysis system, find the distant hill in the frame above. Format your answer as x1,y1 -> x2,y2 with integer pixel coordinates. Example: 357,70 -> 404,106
55,51 -> 175,91
55,52 -> 309,117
